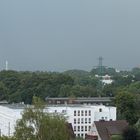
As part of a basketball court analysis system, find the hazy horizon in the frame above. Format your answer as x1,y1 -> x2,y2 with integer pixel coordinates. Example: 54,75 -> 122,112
0,0 -> 140,72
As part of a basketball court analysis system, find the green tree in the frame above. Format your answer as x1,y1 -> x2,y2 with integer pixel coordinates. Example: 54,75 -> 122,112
0,136 -> 15,140
115,92 -> 139,125
0,82 -> 9,101
14,97 -> 73,140
122,126 -> 140,140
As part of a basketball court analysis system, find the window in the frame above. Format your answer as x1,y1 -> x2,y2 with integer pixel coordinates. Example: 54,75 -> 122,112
89,118 -> 91,123
57,101 -> 60,104
81,134 -> 84,137
74,118 -> 76,124
55,110 -> 57,113
62,110 -> 66,113
74,110 -> 76,116
81,118 -> 84,124
81,110 -> 84,116
89,126 -> 91,131
85,110 -> 87,116
74,126 -> 76,131
78,118 -> 80,124
81,126 -> 84,131
105,117 -> 107,120
78,110 -> 80,116
85,126 -> 87,131
77,134 -> 80,137
78,126 -> 80,131
101,117 -> 104,120
89,110 -> 91,116
99,108 -> 102,112
85,118 -> 87,124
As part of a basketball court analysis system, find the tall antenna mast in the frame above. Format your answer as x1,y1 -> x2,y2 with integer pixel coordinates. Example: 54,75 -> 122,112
6,60 -> 8,71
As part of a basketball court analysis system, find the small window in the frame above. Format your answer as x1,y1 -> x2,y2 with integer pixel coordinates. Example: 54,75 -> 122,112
78,118 -> 80,124
85,110 -> 87,116
89,118 -> 91,123
78,126 -> 80,131
89,126 -> 91,131
78,134 -> 80,137
99,108 -> 102,112
62,110 -> 66,113
74,110 -> 76,116
81,118 -> 84,124
74,126 -> 76,131
85,126 -> 87,131
89,110 -> 91,116
74,118 -> 76,124
55,110 -> 57,113
57,101 -> 60,104
81,126 -> 84,131
81,110 -> 84,116
85,118 -> 87,124
78,110 -> 80,116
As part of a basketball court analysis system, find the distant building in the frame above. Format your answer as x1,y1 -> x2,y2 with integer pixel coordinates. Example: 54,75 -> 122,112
0,104 -> 116,139
45,97 -> 113,105
86,120 -> 128,140
95,74 -> 113,85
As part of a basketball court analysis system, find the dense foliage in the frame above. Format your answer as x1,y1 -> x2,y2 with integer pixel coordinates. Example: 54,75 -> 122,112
0,70 -> 99,104
122,126 -> 140,140
0,67 -> 140,103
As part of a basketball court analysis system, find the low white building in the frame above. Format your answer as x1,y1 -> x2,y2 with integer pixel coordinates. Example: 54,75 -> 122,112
0,104 -> 116,138
95,74 -> 113,85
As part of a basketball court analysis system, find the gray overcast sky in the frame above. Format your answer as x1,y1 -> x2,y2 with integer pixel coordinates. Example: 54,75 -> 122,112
0,0 -> 140,72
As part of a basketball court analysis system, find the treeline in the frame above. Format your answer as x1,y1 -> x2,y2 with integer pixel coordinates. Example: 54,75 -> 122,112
1,67 -> 140,105
0,70 -> 98,104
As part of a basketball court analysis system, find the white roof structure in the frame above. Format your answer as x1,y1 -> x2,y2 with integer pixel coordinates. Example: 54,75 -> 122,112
0,106 -> 22,136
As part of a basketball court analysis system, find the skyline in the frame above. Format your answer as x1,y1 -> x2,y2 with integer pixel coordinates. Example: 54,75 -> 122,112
0,0 -> 140,71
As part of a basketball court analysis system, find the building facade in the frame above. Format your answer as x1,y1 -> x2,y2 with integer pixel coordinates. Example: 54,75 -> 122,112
46,105 -> 116,138
0,105 -> 116,138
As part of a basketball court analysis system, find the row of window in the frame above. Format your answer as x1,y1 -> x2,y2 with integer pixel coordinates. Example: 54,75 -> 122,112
53,108 -> 103,114
74,118 -> 91,124
74,110 -> 91,116
54,110 -> 66,113
76,133 -> 85,138
74,125 -> 91,132
100,117 -> 108,120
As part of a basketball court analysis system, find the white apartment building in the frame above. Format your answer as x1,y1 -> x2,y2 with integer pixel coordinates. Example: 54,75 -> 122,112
0,105 -> 116,138
46,105 -> 116,138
